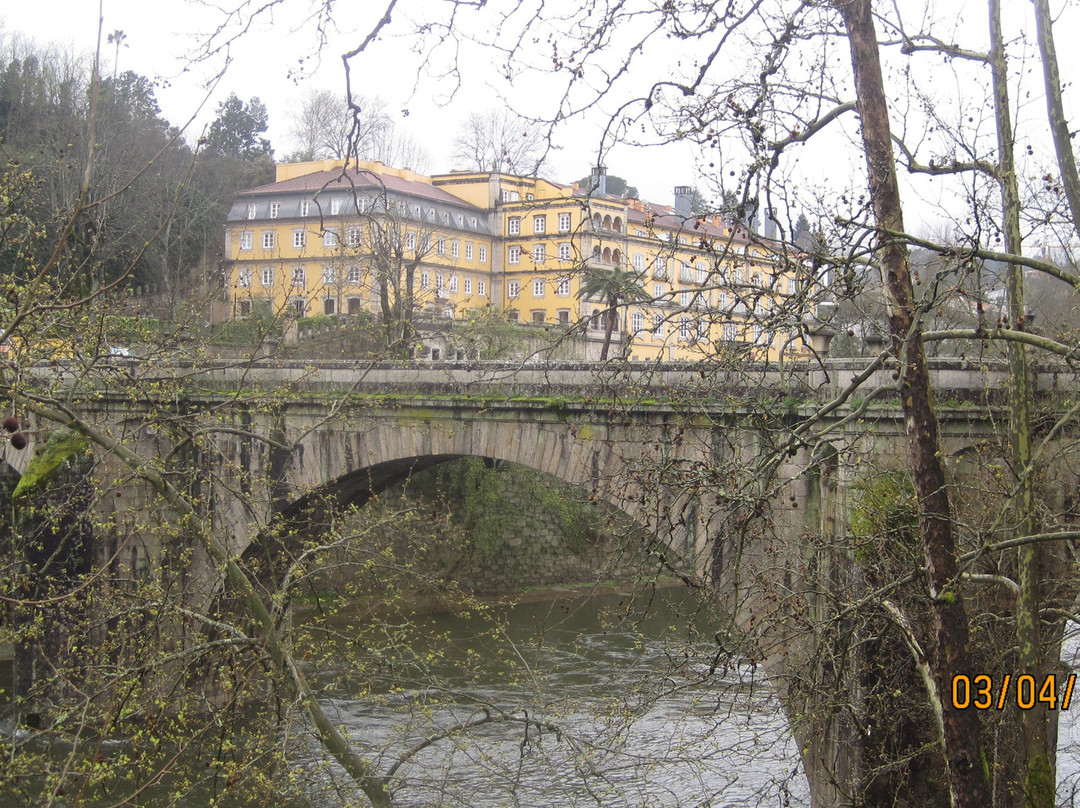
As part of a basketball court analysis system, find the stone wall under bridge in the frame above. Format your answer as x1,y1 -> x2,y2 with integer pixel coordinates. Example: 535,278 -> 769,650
4,359 -> 1080,808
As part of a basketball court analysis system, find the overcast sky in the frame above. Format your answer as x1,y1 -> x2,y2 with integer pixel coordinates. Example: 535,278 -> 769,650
3,0 -> 1078,241
0,0 -> 710,205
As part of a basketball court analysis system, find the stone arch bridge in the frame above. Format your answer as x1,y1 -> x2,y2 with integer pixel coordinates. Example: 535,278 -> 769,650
3,359 -> 1079,808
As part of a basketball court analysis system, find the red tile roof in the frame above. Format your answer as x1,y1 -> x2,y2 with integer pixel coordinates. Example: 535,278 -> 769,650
241,167 -> 483,209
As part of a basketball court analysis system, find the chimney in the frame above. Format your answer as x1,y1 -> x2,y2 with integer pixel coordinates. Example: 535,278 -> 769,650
764,207 -> 778,239
589,164 -> 608,197
739,198 -> 758,231
673,186 -> 693,218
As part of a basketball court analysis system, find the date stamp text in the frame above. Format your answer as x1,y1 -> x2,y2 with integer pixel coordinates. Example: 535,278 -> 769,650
951,673 -> 1076,710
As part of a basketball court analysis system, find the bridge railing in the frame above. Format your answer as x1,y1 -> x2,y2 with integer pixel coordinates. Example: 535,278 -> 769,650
19,358 -> 1078,403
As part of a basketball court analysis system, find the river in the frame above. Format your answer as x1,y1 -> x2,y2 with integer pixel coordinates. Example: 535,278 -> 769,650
7,585 -> 1080,805
294,585 -> 808,807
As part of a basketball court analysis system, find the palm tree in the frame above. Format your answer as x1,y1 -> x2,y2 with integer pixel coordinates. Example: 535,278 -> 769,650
576,267 -> 649,360
107,30 -> 127,80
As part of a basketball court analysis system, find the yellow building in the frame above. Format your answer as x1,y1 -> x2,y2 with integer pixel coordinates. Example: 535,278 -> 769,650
223,159 -> 816,361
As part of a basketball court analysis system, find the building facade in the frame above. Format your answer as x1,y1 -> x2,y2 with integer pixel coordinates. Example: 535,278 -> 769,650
223,158 -> 820,361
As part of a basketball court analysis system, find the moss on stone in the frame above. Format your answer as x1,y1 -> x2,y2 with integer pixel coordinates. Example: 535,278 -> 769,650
12,430 -> 89,504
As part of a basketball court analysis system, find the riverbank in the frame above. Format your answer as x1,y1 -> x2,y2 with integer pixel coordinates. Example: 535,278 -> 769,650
291,574 -> 688,625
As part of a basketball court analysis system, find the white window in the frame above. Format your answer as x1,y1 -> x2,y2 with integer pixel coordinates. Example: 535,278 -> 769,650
533,279 -> 545,297
239,232 -> 253,251
508,246 -> 521,264
533,215 -> 546,234
557,278 -> 570,296
654,257 -> 667,278
323,266 -> 337,285
508,281 -> 520,298
558,212 -> 571,232
300,200 -> 310,217
465,243 -> 474,260
717,291 -> 729,309
753,324 -> 765,344
260,267 -> 274,287
724,323 -> 738,341
292,266 -> 306,288
501,189 -> 520,202
269,202 -> 279,219
652,313 -> 665,337
237,268 -> 252,288
347,266 -> 362,285
631,312 -> 644,334
478,279 -> 487,296
680,261 -> 693,282
347,227 -> 361,248
479,246 -> 488,263
406,231 -> 417,251
330,198 -> 342,215
734,269 -> 744,285
558,243 -> 572,261
293,230 -> 306,249
450,274 -> 459,292
262,231 -> 275,250
680,290 -> 693,307
247,202 -> 257,219
437,238 -> 446,256
654,283 -> 665,299
451,240 -> 460,259
464,277 -> 473,295
508,216 -> 521,235
679,316 -> 690,341
789,277 -> 798,295
533,244 -> 546,262
633,253 -> 645,271
696,263 -> 707,284
323,229 -> 338,248
421,271 -> 430,290
697,317 -> 709,338
436,273 -> 445,291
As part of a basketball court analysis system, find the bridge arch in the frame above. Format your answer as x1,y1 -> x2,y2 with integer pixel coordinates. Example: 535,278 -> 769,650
216,401 -> 709,575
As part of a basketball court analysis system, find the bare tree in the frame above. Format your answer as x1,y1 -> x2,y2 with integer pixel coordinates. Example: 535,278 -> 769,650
451,109 -> 547,175
287,89 -> 389,162
367,118 -> 431,173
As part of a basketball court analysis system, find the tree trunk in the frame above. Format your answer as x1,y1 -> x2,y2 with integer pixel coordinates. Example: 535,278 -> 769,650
1032,0 -> 1080,240
599,298 -> 616,361
835,1 -> 992,805
989,2 -> 1053,804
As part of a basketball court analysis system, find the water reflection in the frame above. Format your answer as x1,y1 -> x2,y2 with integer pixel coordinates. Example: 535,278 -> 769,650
299,586 -> 809,808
